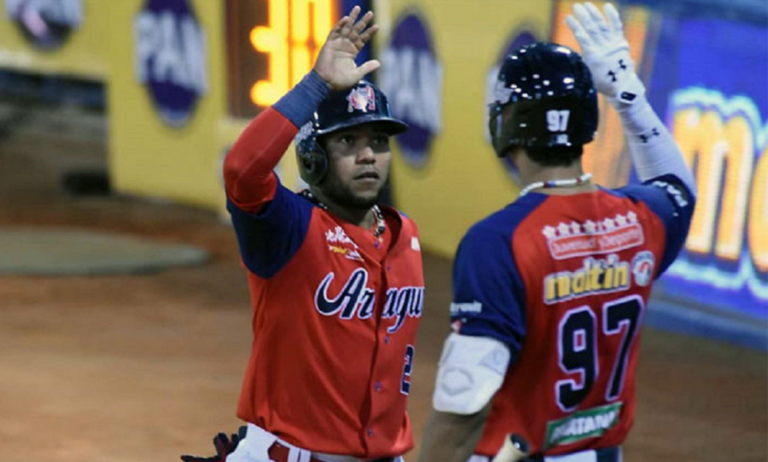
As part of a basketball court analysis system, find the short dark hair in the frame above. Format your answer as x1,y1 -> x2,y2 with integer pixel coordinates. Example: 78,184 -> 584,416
524,145 -> 584,167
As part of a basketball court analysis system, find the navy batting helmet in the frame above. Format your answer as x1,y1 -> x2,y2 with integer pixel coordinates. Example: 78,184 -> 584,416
489,42 -> 598,157
296,81 -> 408,185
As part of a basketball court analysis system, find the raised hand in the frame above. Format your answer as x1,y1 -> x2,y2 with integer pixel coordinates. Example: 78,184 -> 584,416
566,2 -> 645,104
313,6 -> 380,91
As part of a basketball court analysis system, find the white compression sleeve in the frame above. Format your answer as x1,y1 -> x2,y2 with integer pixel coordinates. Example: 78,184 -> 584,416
614,96 -> 697,194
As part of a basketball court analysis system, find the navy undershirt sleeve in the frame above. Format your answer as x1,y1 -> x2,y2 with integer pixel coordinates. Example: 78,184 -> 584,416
273,71 -> 330,128
227,179 -> 314,279
451,226 -> 528,360
617,174 -> 696,277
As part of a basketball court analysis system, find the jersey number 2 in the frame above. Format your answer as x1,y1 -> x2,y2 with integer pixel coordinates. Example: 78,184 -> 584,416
401,345 -> 415,395
556,295 -> 644,411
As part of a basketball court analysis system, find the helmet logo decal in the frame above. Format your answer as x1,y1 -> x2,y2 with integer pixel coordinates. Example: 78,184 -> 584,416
347,85 -> 376,113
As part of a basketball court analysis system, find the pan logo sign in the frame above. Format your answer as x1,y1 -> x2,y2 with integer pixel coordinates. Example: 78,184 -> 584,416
134,0 -> 208,127
379,11 -> 443,168
6,0 -> 83,50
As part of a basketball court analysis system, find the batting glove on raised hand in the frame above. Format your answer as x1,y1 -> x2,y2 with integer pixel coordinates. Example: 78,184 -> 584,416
180,426 -> 246,462
566,2 -> 645,105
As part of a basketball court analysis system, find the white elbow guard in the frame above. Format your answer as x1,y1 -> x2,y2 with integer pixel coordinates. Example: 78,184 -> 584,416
432,333 -> 511,415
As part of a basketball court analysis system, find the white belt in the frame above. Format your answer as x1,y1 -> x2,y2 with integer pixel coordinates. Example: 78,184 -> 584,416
241,424 -> 391,462
240,424 -> 312,462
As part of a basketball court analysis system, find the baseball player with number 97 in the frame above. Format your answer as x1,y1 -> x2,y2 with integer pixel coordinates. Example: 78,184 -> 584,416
419,3 -> 696,462
181,6 -> 424,462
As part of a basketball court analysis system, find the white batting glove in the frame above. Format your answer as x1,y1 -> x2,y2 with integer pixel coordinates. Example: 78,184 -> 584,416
566,2 -> 645,105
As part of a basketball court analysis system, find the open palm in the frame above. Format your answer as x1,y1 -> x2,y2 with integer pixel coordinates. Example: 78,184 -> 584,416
314,6 -> 380,91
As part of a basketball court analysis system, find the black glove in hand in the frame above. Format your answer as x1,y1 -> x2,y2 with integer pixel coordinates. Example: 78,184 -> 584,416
181,426 -> 246,462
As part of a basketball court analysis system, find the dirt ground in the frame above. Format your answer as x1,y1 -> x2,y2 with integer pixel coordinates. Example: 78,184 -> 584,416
0,104 -> 766,462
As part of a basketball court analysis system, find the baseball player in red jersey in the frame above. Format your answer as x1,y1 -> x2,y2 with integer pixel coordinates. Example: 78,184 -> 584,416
418,3 -> 696,462
181,7 -> 423,462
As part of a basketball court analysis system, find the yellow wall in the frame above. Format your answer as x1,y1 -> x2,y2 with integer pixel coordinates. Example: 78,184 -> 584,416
382,0 -> 554,257
107,0 -> 319,213
106,0 -> 229,211
0,0 -> 108,78
381,0 -> 651,258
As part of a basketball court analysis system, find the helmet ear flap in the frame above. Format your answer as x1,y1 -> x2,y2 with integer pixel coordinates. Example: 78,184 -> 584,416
296,135 -> 328,185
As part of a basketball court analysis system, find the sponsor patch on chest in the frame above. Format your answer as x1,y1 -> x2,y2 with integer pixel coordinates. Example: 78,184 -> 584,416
325,226 -> 363,261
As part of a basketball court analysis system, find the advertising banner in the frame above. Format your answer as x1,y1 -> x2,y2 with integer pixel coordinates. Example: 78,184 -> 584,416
644,15 -> 768,319
381,0 -> 767,319
0,0 -> 107,78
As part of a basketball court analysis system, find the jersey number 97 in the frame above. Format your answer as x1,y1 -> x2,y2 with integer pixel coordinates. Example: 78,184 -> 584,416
556,295 -> 644,411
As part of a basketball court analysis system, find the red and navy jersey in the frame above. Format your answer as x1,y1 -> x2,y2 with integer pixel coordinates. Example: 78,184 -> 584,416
450,179 -> 695,456
224,74 -> 424,458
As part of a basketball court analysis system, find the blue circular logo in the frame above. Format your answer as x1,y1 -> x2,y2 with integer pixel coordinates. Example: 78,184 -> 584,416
380,11 -> 442,168
486,30 -> 538,181
9,0 -> 83,51
134,0 -> 208,127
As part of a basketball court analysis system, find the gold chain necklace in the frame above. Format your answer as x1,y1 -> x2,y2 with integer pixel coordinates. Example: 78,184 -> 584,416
300,190 -> 385,238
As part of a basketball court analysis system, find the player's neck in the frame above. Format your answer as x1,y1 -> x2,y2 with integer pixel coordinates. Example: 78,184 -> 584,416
308,188 -> 375,228
331,204 -> 375,229
518,160 -> 596,196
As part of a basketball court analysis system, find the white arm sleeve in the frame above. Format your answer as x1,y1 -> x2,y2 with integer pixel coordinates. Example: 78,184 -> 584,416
432,333 -> 511,415
614,96 -> 697,194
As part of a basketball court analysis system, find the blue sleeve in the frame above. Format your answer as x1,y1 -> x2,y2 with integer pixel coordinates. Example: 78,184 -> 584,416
273,71 -> 330,128
617,173 -> 696,277
451,226 -> 527,359
227,178 -> 314,279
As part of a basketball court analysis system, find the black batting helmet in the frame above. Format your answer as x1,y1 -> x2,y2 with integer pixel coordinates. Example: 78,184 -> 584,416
295,81 -> 408,185
489,42 -> 598,157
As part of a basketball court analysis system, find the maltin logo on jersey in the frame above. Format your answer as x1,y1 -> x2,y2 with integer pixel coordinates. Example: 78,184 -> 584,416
6,0 -> 83,50
485,30 -> 538,180
134,0 -> 208,127
379,11 -> 443,168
